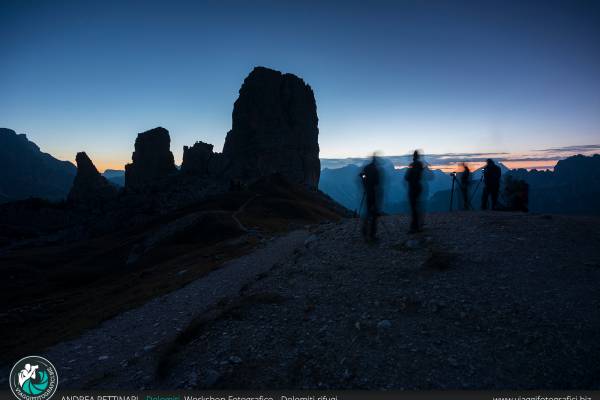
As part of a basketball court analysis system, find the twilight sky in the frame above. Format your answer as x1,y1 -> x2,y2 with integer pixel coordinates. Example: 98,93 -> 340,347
2,0 -> 599,171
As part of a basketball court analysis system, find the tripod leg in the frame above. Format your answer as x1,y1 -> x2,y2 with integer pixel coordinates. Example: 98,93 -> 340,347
357,192 -> 365,216
470,175 -> 484,208
357,191 -> 366,235
449,176 -> 455,212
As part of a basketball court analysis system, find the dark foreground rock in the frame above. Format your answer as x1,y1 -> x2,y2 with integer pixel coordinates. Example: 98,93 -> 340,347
0,174 -> 349,364
155,213 -> 600,390
11,212 -> 599,390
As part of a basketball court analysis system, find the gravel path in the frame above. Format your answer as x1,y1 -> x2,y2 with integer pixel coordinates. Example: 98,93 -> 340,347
3,212 -> 599,390
0,229 -> 308,389
154,212 -> 600,390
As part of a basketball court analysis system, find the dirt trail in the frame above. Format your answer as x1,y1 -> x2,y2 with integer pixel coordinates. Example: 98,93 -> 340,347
3,212 -> 599,390
0,229 -> 309,389
151,212 -> 600,390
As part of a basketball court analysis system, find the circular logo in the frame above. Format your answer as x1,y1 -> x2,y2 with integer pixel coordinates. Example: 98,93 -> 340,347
9,356 -> 58,400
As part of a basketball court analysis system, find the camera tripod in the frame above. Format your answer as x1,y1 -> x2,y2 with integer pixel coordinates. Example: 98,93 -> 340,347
449,172 -> 484,211
357,191 -> 391,236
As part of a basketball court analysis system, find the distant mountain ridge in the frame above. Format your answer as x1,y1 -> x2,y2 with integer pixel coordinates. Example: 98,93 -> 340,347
506,154 -> 600,214
319,158 -> 452,213
320,155 -> 600,215
0,128 -> 76,203
102,169 -> 126,186
1,126 -> 599,215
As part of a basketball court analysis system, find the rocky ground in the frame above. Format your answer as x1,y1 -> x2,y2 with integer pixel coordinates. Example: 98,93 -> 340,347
3,212 -> 599,389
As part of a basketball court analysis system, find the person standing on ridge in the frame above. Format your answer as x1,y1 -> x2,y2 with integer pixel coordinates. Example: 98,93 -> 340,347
359,154 -> 382,242
482,158 -> 502,210
405,150 -> 424,233
460,162 -> 471,210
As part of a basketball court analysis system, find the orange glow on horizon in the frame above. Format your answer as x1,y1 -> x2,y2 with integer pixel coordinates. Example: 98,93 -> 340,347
94,160 -> 128,172
501,160 -> 556,170
429,162 -> 486,173
425,159 -> 558,172
66,157 -> 561,174
59,154 -> 130,173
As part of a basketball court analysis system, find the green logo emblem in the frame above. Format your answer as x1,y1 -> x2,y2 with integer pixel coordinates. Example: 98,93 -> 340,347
9,356 -> 58,400
21,369 -> 49,395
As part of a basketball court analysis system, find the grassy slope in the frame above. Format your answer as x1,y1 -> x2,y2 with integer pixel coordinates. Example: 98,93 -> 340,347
0,176 -> 345,362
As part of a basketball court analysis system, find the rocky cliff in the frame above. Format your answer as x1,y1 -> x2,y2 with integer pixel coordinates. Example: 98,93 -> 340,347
125,127 -> 177,190
180,67 -> 321,188
2,67 -> 321,204
181,141 -> 229,177
68,152 -> 118,205
220,66 -> 320,188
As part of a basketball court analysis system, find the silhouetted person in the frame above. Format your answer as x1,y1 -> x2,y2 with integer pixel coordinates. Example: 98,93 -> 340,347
405,150 -> 424,233
482,158 -> 502,210
460,163 -> 471,210
360,155 -> 381,242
